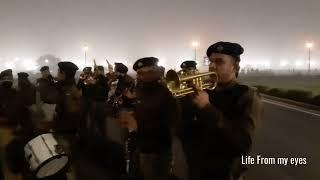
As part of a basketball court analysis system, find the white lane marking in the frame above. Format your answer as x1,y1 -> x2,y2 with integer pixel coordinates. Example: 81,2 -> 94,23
263,99 -> 320,117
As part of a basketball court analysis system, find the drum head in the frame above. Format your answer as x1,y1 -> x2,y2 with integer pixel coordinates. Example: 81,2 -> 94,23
36,154 -> 69,179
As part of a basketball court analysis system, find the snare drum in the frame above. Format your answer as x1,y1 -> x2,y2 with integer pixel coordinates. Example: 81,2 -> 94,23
24,133 -> 70,179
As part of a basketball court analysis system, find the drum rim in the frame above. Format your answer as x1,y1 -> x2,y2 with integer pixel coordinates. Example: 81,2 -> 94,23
34,153 -> 70,179
26,133 -> 55,144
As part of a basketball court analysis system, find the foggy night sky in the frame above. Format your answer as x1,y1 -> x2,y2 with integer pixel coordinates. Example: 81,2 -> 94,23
0,0 -> 319,71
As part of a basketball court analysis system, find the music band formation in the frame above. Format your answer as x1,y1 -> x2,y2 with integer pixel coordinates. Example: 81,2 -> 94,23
0,41 -> 263,180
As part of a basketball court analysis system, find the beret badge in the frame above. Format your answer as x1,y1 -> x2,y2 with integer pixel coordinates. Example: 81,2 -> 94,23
217,45 -> 224,52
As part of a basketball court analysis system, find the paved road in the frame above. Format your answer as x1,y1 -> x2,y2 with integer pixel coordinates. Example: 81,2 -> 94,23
245,98 -> 320,180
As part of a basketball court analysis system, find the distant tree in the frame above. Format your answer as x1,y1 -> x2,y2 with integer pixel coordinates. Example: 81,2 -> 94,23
36,54 -> 61,72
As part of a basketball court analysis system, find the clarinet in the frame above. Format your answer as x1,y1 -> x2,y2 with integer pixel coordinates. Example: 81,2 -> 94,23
123,129 -> 138,179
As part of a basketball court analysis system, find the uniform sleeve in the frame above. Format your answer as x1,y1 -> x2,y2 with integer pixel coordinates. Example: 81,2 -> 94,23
165,92 -> 181,136
199,88 -> 263,155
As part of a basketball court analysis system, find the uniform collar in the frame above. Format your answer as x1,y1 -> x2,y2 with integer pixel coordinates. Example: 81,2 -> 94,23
216,79 -> 238,92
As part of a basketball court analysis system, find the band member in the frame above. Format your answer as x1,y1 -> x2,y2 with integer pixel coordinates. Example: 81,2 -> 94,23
158,66 -> 166,85
89,65 -> 109,137
119,57 -> 179,180
105,60 -> 117,85
52,61 -> 84,179
0,162 -> 3,180
114,62 -> 134,96
54,61 -> 83,134
185,42 -> 262,180
179,60 -> 197,74
109,63 -> 135,110
77,66 -> 94,98
76,66 -> 94,140
0,69 -> 17,126
17,72 -> 36,106
15,72 -> 37,137
1,71 -> 25,179
36,66 -> 57,103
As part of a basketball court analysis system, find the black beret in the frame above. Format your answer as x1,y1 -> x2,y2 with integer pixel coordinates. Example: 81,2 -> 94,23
17,72 -> 29,80
0,69 -> 13,82
83,67 -> 92,72
133,57 -> 159,71
94,66 -> 104,71
40,66 -> 49,72
180,61 -> 197,69
206,41 -> 244,60
115,63 -> 128,73
58,61 -> 79,74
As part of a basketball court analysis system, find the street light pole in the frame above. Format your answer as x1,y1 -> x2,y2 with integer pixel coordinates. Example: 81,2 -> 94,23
306,42 -> 313,74
85,50 -> 87,65
194,47 -> 197,61
192,41 -> 199,61
83,45 -> 89,66
308,47 -> 311,73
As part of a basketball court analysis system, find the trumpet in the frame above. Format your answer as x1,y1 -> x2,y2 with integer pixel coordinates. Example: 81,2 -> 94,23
165,69 -> 218,97
79,73 -> 96,85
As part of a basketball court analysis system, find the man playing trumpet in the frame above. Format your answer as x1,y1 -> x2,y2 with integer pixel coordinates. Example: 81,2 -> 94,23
178,41 -> 262,180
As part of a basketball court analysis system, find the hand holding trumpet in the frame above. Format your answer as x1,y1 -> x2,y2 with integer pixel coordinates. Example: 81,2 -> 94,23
190,83 -> 211,109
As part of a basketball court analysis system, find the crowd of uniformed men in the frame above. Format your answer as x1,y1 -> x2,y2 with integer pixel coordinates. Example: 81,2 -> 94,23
0,41 -> 262,180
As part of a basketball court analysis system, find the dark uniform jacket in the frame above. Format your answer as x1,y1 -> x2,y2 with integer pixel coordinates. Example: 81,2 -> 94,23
110,74 -> 135,109
77,78 -> 94,98
0,86 -> 18,126
188,81 -> 262,178
115,74 -> 135,96
16,82 -> 37,137
133,81 -> 179,154
52,81 -> 83,133
17,82 -> 36,107
36,76 -> 58,103
91,74 -> 109,101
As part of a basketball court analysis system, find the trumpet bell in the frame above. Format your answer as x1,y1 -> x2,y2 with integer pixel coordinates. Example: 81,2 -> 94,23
165,69 -> 218,97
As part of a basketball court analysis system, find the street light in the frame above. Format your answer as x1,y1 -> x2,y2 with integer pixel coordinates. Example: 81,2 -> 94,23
83,45 -> 89,65
306,42 -> 313,73
192,41 -> 199,61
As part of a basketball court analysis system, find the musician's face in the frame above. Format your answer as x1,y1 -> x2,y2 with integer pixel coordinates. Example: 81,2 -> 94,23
41,70 -> 50,78
136,67 -> 160,83
57,69 -> 66,81
95,70 -> 104,75
209,53 -> 237,84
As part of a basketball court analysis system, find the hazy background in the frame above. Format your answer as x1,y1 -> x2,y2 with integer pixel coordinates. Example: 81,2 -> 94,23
0,0 -> 319,72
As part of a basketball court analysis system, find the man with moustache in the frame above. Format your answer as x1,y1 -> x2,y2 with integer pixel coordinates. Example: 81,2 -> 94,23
183,42 -> 262,180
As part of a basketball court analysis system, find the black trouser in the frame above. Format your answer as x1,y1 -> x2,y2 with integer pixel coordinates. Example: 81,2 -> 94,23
78,98 -> 91,143
182,140 -> 232,180
0,163 -> 3,180
89,100 -> 108,138
139,151 -> 171,180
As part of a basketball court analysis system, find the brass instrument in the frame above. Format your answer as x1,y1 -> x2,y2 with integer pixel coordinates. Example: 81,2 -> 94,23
106,59 -> 114,73
79,72 -> 96,85
93,58 -> 97,70
165,69 -> 218,97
